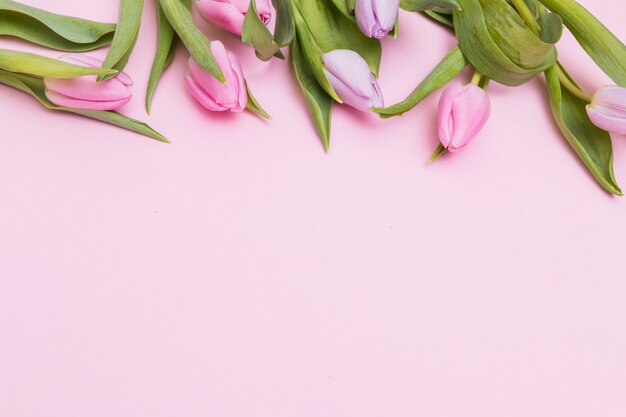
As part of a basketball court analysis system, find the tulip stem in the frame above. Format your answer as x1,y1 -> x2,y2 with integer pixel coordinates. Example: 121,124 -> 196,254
510,0 -> 541,35
471,70 -> 490,89
555,65 -> 593,103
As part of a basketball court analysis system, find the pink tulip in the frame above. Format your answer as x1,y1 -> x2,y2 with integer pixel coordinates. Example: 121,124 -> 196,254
586,85 -> 626,135
184,40 -> 247,112
195,0 -> 272,36
438,82 -> 491,152
44,55 -> 133,111
322,49 -> 384,111
356,0 -> 399,39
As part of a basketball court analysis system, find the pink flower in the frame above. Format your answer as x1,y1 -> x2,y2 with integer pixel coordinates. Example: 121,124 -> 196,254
586,85 -> 626,135
355,0 -> 399,39
195,0 -> 272,36
322,49 -> 384,111
184,40 -> 247,112
438,82 -> 491,152
44,55 -> 133,111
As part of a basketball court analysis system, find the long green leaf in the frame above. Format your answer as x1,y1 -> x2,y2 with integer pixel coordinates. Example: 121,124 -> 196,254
146,1 -> 177,114
99,0 -> 143,81
242,0 -> 285,61
0,0 -> 115,51
272,0 -> 295,46
159,0 -> 224,82
0,69 -> 169,143
401,0 -> 460,12
544,64 -> 621,195
374,45 -> 467,118
292,36 -> 333,151
0,49 -> 116,78
538,0 -> 626,86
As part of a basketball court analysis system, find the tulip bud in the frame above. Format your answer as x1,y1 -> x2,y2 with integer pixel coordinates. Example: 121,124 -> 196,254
586,86 -> 626,135
195,0 -> 272,36
322,49 -> 384,111
44,55 -> 133,111
437,82 -> 491,152
355,0 -> 399,39
184,40 -> 247,112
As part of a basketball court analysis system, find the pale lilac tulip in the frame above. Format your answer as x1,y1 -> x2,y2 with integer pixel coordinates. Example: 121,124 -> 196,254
184,40 -> 247,112
586,85 -> 626,135
44,55 -> 133,111
195,0 -> 272,36
356,0 -> 399,39
322,49 -> 384,111
438,82 -> 491,152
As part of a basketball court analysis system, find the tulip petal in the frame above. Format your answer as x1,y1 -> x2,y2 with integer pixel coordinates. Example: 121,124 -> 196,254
356,0 -> 376,38
322,49 -> 375,99
437,81 -> 463,148
587,106 -> 626,135
372,0 -> 399,38
591,85 -> 626,118
184,70 -> 227,111
226,50 -> 247,112
45,90 -> 131,110
196,0 -> 246,35
44,75 -> 132,102
448,84 -> 490,151
59,54 -> 134,86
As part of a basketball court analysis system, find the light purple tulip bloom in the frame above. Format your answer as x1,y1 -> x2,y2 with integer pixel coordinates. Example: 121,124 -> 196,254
195,0 -> 272,36
438,82 -> 491,152
586,85 -> 626,135
184,40 -> 247,112
44,55 -> 133,111
356,0 -> 400,39
322,49 -> 384,111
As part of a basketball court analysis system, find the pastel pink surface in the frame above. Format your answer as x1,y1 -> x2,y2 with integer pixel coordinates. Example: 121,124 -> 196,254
1,2 -> 626,417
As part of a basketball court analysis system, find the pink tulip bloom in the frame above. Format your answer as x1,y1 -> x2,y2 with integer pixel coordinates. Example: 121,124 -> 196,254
44,55 -> 133,111
322,49 -> 384,111
586,85 -> 626,135
195,0 -> 272,36
184,40 -> 247,112
356,0 -> 399,39
438,82 -> 491,152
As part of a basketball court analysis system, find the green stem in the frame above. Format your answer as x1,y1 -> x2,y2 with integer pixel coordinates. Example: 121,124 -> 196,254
510,0 -> 541,34
555,64 -> 593,102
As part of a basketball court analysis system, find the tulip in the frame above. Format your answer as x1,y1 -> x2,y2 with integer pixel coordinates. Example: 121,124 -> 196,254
586,86 -> 626,135
355,0 -> 399,39
195,0 -> 272,36
184,40 -> 247,112
437,81 -> 491,152
44,55 -> 133,111
322,49 -> 384,111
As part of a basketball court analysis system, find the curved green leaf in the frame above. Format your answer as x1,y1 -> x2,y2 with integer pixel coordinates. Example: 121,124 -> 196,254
146,1 -> 177,114
0,49 -> 116,78
545,64 -> 621,195
272,0 -> 295,46
538,0 -> 626,86
0,0 -> 115,51
0,69 -> 168,143
245,82 -> 271,119
374,45 -> 467,118
242,0 -> 285,61
292,36 -> 333,151
159,0 -> 224,82
401,0 -> 460,12
99,0 -> 143,81
453,0 -> 556,86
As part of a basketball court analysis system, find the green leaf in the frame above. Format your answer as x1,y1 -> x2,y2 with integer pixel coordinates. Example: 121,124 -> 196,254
374,45 -> 467,118
242,0 -> 285,61
453,0 -> 556,86
146,1 -> 177,114
99,0 -> 143,81
272,0 -> 295,46
0,0 -> 115,51
401,0 -> 460,12
159,0 -> 224,82
423,10 -> 454,28
0,69 -> 169,143
537,9 -> 563,44
0,48 -> 116,78
544,64 -> 621,195
292,36 -> 333,151
245,82 -> 271,119
538,0 -> 626,86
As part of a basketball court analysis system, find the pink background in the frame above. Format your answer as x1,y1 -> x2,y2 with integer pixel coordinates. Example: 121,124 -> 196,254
1,1 -> 626,416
